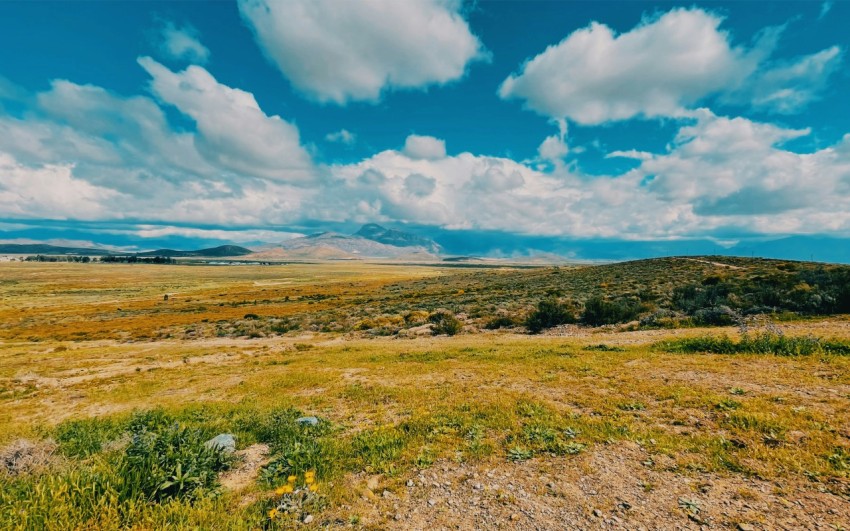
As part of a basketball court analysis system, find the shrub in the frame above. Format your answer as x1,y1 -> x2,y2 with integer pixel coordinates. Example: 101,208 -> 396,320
484,315 -> 519,330
428,311 -> 462,336
581,296 -> 642,326
692,305 -> 739,326
526,299 -> 576,333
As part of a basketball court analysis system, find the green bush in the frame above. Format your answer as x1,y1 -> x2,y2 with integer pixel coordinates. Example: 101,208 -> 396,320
526,299 -> 576,333
581,296 -> 642,326
428,311 -> 462,336
483,315 -> 519,329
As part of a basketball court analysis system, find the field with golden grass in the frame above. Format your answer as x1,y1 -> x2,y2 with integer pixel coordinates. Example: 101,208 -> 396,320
1,261 -> 849,530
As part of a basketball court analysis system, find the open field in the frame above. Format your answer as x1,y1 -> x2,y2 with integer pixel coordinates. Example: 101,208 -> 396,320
2,261 -> 850,530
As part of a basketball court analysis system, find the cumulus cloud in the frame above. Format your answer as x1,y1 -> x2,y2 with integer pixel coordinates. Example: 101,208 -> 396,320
538,135 -> 568,162
157,21 -> 210,64
321,117 -> 850,239
0,153 -> 119,219
404,173 -> 437,197
0,63 -> 322,231
325,129 -> 356,145
237,0 -> 487,104
499,8 -> 842,124
138,57 -> 314,183
403,134 -> 446,160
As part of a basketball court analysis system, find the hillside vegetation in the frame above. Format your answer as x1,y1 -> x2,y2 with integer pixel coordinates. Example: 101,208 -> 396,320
2,256 -> 848,343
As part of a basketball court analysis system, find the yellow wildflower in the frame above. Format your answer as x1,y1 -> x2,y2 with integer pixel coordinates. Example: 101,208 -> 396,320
305,470 -> 316,484
275,484 -> 294,495
287,475 -> 297,484
268,508 -> 278,519
309,483 -> 318,492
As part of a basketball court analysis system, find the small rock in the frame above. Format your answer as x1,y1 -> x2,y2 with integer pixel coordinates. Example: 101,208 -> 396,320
204,434 -> 236,454
737,524 -> 754,531
510,513 -> 520,521
428,499 -> 437,507
786,430 -> 807,444
302,514 -> 314,524
473,483 -> 483,490
593,509 -> 603,518
382,489 -> 393,499
407,479 -> 415,487
296,416 -> 319,426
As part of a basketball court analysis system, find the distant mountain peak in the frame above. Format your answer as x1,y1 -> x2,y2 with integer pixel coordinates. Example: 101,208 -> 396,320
354,224 -> 442,254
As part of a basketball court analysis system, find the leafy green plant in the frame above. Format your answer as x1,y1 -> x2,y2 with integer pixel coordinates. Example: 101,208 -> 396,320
54,417 -> 121,458
120,422 -> 232,501
507,446 -> 533,462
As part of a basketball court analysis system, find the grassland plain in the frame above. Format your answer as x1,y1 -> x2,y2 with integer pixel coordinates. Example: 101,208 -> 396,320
1,260 -> 849,530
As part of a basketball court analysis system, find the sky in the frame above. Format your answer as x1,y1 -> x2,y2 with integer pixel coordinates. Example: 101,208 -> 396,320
1,0 -> 849,258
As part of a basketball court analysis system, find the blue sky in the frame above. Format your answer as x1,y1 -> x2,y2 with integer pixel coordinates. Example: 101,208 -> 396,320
1,1 -> 849,257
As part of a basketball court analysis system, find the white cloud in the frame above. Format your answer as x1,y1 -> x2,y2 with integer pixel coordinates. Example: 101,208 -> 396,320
0,68 -> 318,229
132,226 -> 303,243
158,21 -> 210,64
320,117 -> 850,239
138,57 -> 314,183
538,133 -> 569,163
0,153 -> 120,220
724,46 -> 843,114
325,129 -> 356,145
404,173 -> 437,197
606,150 -> 654,161
819,1 -> 834,20
403,134 -> 446,160
499,8 -> 842,124
238,0 -> 487,104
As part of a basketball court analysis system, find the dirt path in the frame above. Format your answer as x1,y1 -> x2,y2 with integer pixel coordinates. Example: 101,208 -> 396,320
682,258 -> 745,270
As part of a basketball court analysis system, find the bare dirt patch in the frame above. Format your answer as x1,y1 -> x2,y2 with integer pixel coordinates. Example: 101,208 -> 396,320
362,443 -> 849,530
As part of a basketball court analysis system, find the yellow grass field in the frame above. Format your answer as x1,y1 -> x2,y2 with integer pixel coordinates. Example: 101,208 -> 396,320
1,262 -> 849,530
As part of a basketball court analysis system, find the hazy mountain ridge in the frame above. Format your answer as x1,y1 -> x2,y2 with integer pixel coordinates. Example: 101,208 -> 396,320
355,223 -> 443,254
0,244 -> 115,256
0,244 -> 252,258
250,229 -> 439,260
135,245 -> 252,258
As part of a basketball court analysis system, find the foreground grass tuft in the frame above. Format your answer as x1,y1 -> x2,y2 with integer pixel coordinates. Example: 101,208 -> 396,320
658,331 -> 850,356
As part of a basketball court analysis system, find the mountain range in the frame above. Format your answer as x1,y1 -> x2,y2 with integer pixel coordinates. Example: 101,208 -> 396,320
0,244 -> 252,258
3,227 -> 850,264
248,224 -> 441,260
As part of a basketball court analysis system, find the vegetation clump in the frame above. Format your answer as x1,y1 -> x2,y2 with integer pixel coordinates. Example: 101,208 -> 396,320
659,330 -> 850,356
526,299 -> 577,333
428,310 -> 462,336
